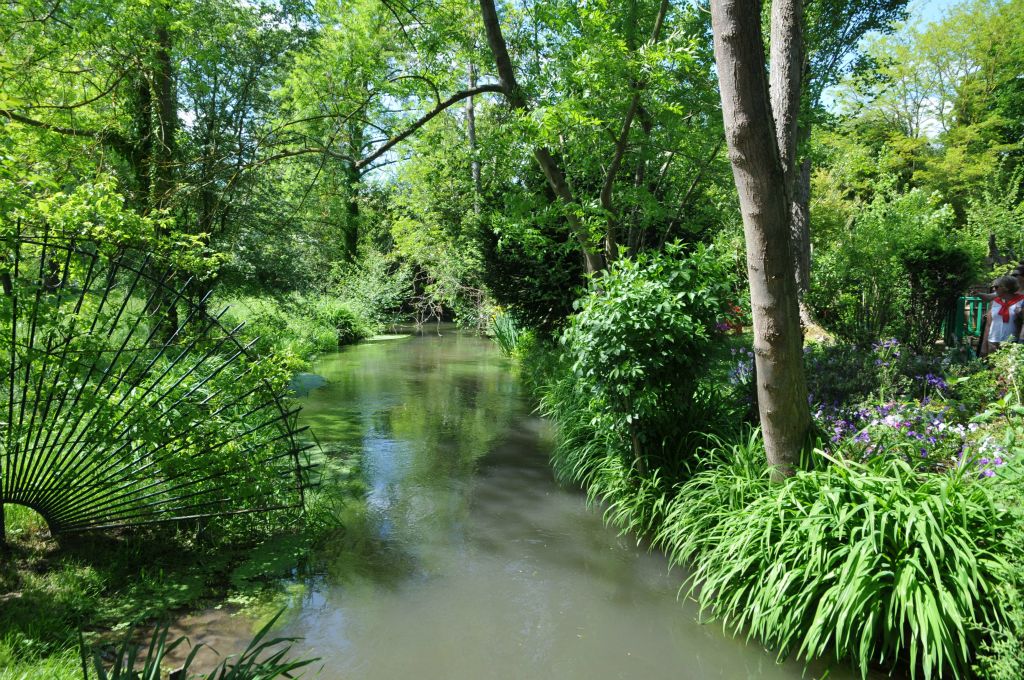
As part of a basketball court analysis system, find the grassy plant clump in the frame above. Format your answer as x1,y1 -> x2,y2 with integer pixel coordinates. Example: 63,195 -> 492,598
659,432 -> 1011,679
490,311 -> 521,357
974,462 -> 1024,678
219,293 -> 375,369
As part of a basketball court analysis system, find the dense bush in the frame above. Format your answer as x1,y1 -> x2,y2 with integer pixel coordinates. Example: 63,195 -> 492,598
659,434 -> 1011,679
809,186 -> 979,349
332,248 -> 412,329
479,215 -> 585,333
559,243 -> 732,473
315,297 -> 371,345
220,293 -> 374,370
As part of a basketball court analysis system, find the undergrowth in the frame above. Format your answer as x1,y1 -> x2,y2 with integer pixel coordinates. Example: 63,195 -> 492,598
660,434 -> 1010,678
218,293 -> 376,370
519,323 -> 1022,678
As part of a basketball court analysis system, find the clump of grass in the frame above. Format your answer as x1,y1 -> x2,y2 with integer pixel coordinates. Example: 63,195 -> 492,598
490,312 -> 521,357
659,432 -> 1010,679
975,460 -> 1024,679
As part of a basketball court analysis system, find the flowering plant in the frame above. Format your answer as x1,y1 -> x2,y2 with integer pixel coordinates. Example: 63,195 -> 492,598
816,399 -> 1008,476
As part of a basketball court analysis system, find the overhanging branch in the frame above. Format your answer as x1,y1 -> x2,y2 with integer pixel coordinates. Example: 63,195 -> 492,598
354,84 -> 503,171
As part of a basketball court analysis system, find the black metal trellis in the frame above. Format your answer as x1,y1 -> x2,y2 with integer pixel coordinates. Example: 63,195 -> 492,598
0,224 -> 312,539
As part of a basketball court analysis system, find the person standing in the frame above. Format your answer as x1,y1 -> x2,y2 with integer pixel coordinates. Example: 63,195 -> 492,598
981,275 -> 1024,355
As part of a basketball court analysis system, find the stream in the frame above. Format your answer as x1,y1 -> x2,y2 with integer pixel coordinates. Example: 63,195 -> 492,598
183,328 -> 848,679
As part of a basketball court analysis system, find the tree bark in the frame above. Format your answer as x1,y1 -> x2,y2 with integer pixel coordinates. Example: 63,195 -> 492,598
343,109 -> 365,260
768,3 -> 814,321
769,0 -> 802,189
792,154 -> 813,321
477,0 -> 604,274
467,61 -> 481,214
153,19 -> 177,214
710,0 -> 810,474
133,75 -> 154,213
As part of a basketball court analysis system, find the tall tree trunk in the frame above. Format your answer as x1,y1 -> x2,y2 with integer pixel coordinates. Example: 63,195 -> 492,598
710,0 -> 810,474
343,155 -> 361,261
769,0 -> 815,325
792,153 -> 813,322
153,19 -> 176,215
769,0 -> 802,189
467,61 -> 481,214
477,0 -> 604,274
133,75 -> 154,213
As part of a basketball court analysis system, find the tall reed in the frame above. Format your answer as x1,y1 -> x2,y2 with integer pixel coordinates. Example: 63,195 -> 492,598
490,312 -> 521,357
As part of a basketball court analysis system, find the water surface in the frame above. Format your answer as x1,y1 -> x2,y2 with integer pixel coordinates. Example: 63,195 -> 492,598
274,328 -> 840,680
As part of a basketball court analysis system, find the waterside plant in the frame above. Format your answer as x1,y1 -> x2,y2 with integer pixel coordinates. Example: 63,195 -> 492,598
516,295 -> 1024,678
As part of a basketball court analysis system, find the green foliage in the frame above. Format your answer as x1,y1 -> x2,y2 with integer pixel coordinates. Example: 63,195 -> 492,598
975,462 -> 1024,679
489,311 -> 521,357
220,293 -> 374,371
809,185 -> 979,348
331,249 -> 412,329
902,236 -> 978,351
0,175 -> 219,278
314,298 -> 371,346
966,165 -> 1024,266
479,213 -> 585,333
660,434 -> 1011,679
559,243 -> 732,470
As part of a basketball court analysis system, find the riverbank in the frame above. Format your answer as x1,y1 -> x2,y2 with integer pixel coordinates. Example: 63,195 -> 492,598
511,324 -> 1024,679
0,447 -> 366,679
0,292 -> 379,679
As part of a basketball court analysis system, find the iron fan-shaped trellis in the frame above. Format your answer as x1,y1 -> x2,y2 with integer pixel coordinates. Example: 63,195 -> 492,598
0,226 -> 311,536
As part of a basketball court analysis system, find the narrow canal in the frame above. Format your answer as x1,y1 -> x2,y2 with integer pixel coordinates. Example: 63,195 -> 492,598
267,328 -> 839,679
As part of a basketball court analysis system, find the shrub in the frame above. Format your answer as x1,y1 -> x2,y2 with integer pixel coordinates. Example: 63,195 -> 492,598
220,293 -> 373,370
975,461 -> 1024,679
809,185 -> 980,349
315,298 -> 371,345
478,213 -> 585,333
332,248 -> 412,329
559,242 -> 731,473
901,237 -> 979,352
660,434 -> 1011,679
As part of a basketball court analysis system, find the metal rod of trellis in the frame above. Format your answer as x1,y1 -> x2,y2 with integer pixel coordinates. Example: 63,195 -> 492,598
0,227 -> 309,535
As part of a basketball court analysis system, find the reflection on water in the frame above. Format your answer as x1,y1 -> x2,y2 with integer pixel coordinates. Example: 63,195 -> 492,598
275,328 -> 845,680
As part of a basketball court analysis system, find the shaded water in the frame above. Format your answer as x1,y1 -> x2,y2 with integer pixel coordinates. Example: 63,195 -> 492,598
267,328 -> 842,679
